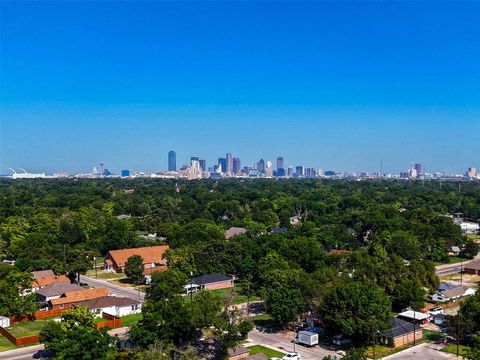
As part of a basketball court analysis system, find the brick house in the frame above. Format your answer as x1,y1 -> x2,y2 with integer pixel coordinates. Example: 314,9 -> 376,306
190,273 -> 234,291
382,317 -> 423,347
103,245 -> 169,272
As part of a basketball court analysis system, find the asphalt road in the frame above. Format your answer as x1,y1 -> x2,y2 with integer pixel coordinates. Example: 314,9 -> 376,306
248,329 -> 339,360
79,275 -> 145,301
383,342 -> 457,360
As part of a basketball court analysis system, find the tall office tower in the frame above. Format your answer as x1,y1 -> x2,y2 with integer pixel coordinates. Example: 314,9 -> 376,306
265,161 -> 273,177
199,159 -> 206,172
226,153 -> 233,175
191,155 -> 199,161
287,166 -> 294,177
414,163 -> 422,176
168,151 -> 176,171
467,167 -> 477,178
295,166 -> 304,177
276,157 -> 284,170
233,158 -> 241,175
218,158 -> 227,174
257,159 -> 265,173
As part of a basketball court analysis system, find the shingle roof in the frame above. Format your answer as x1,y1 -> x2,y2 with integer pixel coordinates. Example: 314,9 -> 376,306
143,266 -> 167,276
439,282 -> 457,291
465,261 -> 480,271
227,346 -> 249,357
383,317 -> 421,338
105,245 -> 169,268
32,270 -> 55,280
271,227 -> 288,234
191,273 -> 233,286
32,275 -> 70,288
36,281 -> 83,297
76,296 -> 140,310
50,287 -> 109,306
247,354 -> 267,360
441,286 -> 471,298
225,227 -> 247,239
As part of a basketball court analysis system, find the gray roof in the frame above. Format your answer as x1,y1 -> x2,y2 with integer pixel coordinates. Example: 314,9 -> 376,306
32,270 -> 55,280
225,227 -> 247,239
227,346 -> 249,357
441,285 -> 470,298
76,296 -> 141,310
247,354 -> 267,360
271,227 -> 288,234
465,261 -> 480,271
439,282 -> 457,291
383,317 -> 421,339
36,281 -> 83,297
192,273 -> 233,286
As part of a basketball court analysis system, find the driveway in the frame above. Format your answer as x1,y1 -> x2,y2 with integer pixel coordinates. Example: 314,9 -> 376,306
248,329 -> 338,360
383,343 -> 458,360
79,275 -> 145,301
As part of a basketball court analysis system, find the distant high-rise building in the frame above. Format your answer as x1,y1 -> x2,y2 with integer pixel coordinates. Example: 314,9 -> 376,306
233,158 -> 241,175
121,170 -> 130,177
265,161 -> 273,177
168,151 -> 176,171
226,153 -> 233,175
276,157 -> 284,170
467,167 -> 477,178
257,159 -> 265,173
218,158 -> 227,174
199,160 -> 206,172
287,166 -> 294,177
414,163 -> 422,175
295,166 -> 304,177
191,155 -> 199,162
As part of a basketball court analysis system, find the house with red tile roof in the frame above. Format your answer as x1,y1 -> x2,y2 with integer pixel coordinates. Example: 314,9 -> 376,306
50,287 -> 109,309
103,245 -> 169,272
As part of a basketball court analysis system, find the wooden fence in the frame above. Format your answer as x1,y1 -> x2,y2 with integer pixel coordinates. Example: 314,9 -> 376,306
0,326 -> 40,346
9,307 -> 71,325
96,312 -> 122,329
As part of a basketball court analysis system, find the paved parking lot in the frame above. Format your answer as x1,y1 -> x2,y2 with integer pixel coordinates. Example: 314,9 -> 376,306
383,343 -> 458,360
248,329 -> 339,360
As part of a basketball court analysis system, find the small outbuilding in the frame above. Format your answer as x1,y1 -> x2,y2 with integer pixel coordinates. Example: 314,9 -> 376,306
382,317 -> 423,348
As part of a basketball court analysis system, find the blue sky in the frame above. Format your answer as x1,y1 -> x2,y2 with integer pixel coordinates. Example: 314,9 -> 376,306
1,1 -> 479,174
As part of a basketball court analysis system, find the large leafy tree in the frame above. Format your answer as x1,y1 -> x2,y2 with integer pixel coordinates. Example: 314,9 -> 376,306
40,306 -> 112,360
0,270 -> 37,317
319,282 -> 391,342
125,255 -> 145,285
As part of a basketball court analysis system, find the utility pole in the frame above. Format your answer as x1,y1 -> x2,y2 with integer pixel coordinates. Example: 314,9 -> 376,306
94,256 -> 98,279
457,311 -> 461,357
190,271 -> 194,303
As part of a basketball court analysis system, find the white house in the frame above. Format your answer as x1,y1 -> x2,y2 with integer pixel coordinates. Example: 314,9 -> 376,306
432,285 -> 476,303
78,296 -> 142,318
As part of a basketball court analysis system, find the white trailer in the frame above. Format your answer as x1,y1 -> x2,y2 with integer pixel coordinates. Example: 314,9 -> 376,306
297,330 -> 319,346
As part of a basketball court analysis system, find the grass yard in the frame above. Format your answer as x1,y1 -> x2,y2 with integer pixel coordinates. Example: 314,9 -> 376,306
442,344 -> 469,357
423,329 -> 447,342
121,313 -> 143,327
6,318 -> 55,338
251,314 -> 275,328
447,256 -> 466,264
248,345 -> 285,358
0,335 -> 16,352
185,285 -> 261,305
94,317 -> 109,324
86,269 -> 126,280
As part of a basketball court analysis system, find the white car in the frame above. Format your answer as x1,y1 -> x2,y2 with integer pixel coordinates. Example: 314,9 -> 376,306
282,353 -> 302,360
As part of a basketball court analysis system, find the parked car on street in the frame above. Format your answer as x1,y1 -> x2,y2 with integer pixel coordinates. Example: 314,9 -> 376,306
283,352 -> 302,360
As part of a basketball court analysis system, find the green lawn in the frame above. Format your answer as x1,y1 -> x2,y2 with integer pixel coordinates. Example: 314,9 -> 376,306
251,314 -> 275,328
121,313 -> 143,327
248,345 -> 285,358
0,335 -> 16,352
6,318 -> 56,338
185,286 -> 261,305
86,269 -> 126,280
447,256 -> 466,264
423,329 -> 447,342
443,344 -> 469,357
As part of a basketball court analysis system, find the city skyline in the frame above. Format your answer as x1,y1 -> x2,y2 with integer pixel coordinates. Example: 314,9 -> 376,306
1,2 -> 479,174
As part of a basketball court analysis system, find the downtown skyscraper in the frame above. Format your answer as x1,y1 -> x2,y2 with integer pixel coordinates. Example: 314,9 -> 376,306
168,151 -> 176,171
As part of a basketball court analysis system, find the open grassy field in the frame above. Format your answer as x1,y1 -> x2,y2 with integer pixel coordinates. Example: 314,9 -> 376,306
248,344 -> 285,358
86,269 -> 126,280
6,318 -> 55,337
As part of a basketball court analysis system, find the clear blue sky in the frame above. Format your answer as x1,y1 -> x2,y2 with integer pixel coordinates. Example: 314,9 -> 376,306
1,1 -> 479,174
